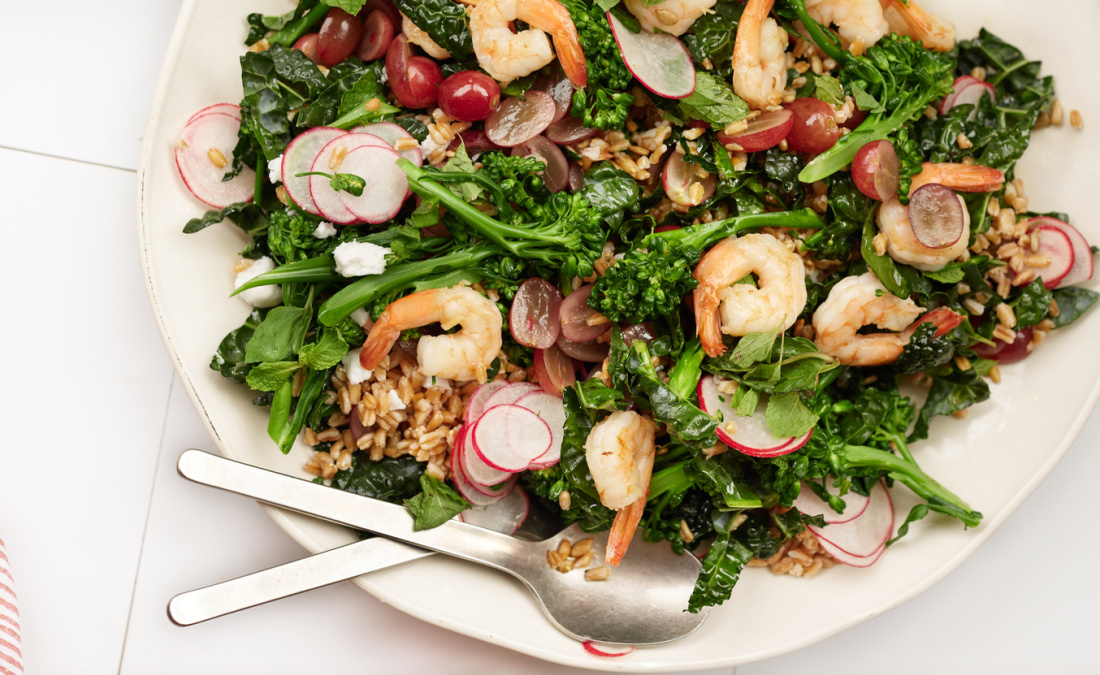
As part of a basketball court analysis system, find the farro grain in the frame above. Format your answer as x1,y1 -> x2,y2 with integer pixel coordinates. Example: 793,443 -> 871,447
996,302 -> 1017,328
1071,110 -> 1084,129
585,567 -> 611,581
1012,269 -> 1037,287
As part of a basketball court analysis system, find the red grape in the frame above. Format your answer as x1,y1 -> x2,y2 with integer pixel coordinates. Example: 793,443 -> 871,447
560,285 -> 611,342
317,8 -> 362,67
386,36 -> 442,109
357,9 -> 395,61
784,98 -> 839,154
438,71 -> 501,122
293,33 -> 320,64
510,278 -> 563,349
972,327 -> 1033,364
534,345 -> 576,395
356,0 -> 400,27
716,109 -> 793,153
851,140 -> 900,201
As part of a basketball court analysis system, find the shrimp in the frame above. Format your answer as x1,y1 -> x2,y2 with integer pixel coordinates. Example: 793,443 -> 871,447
359,286 -> 503,383
812,273 -> 963,366
401,12 -> 451,59
584,411 -> 657,566
622,0 -> 717,37
804,0 -> 889,54
732,0 -> 789,110
877,162 -> 1005,271
879,0 -> 955,52
693,233 -> 808,358
470,0 -> 588,88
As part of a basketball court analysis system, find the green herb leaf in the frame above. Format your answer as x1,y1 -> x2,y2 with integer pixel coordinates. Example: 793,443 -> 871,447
730,331 -> 779,368
298,327 -> 349,370
765,392 -> 818,438
324,0 -> 368,14
443,144 -> 481,202
245,361 -> 300,391
1051,286 -> 1100,328
245,306 -> 310,363
677,71 -> 750,129
405,474 -> 470,530
330,172 -> 366,196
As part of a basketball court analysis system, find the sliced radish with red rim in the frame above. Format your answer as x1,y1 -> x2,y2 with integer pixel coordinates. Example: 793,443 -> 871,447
697,375 -> 811,457
510,277 -> 563,348
908,183 -> 968,249
583,642 -> 635,658
1028,217 -> 1093,288
515,391 -> 566,468
560,285 -> 612,343
806,480 -> 894,562
485,91 -> 557,147
715,109 -> 792,153
452,443 -> 516,506
334,144 -> 410,224
308,132 -> 391,223
464,380 -> 510,421
471,404 -> 553,473
187,102 -> 241,125
941,75 -> 995,116
510,136 -> 570,192
607,12 -> 695,99
281,127 -> 348,215
1022,223 -> 1075,289
791,481 -> 871,525
482,382 -> 542,411
349,121 -> 423,166
176,112 -> 256,208
458,487 -> 530,534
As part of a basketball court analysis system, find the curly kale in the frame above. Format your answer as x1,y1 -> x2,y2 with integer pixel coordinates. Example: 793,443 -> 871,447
560,0 -> 635,130
588,238 -> 701,324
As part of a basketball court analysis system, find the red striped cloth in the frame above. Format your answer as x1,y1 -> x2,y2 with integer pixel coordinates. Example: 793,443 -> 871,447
0,536 -> 22,675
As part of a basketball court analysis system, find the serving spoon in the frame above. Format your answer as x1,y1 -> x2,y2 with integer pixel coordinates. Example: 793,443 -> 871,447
174,449 -> 709,645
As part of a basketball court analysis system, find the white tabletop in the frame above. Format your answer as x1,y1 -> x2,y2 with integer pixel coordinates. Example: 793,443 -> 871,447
1,2 -> 1098,673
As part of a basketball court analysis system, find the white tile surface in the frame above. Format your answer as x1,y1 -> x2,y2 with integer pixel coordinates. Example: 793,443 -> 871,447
120,380 -> 733,675
0,0 -> 183,170
0,148 -> 173,673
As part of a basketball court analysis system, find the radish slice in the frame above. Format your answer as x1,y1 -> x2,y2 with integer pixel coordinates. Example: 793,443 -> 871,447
465,380 -> 510,421
515,391 -> 566,469
941,76 -> 995,117
583,642 -> 636,657
458,487 -> 530,534
607,12 -> 695,99
817,540 -> 885,567
348,121 -> 423,166
453,440 -> 516,506
791,481 -> 871,525
663,151 -> 716,207
471,405 -> 553,472
807,480 -> 894,560
175,112 -> 256,208
1020,224 -> 1074,289
1029,217 -> 1093,288
482,382 -> 542,411
308,133 -> 391,223
334,144 -> 409,224
187,102 -> 241,125
697,375 -> 811,457
485,91 -> 557,147
454,428 -> 512,494
281,127 -> 348,216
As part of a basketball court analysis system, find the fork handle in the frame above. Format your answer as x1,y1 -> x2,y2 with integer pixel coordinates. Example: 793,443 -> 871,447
168,537 -> 432,625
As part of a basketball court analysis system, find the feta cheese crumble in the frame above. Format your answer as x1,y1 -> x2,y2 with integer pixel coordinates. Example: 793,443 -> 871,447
350,307 -> 373,329
313,220 -> 337,239
386,390 -> 406,411
267,154 -> 283,184
234,256 -> 282,308
333,241 -> 389,277
342,348 -> 373,385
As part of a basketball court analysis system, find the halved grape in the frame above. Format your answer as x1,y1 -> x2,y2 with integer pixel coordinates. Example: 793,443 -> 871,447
485,92 -> 556,147
716,109 -> 793,153
510,136 -> 569,192
317,8 -> 362,67
386,36 -> 442,109
560,285 -> 612,342
908,184 -> 966,249
852,140 -> 900,202
510,278 -> 563,349
534,344 -> 576,395
533,69 -> 574,123
784,98 -> 839,154
438,71 -> 501,122
357,9 -> 395,61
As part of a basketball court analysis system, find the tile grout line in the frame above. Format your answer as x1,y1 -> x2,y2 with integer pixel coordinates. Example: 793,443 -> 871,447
117,372 -> 178,675
0,144 -> 136,173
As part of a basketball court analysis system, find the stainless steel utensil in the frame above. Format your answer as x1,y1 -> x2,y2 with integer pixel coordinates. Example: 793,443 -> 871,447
175,449 -> 709,645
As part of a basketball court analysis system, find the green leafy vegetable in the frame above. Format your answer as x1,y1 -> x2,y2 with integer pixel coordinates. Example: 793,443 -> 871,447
677,71 -> 750,130
405,475 -> 470,530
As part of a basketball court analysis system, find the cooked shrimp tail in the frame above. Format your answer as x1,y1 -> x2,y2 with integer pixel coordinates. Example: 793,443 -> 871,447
909,162 -> 1005,196
606,493 -> 647,567
471,0 -> 588,88
906,306 -> 965,340
359,286 -> 503,383
732,0 -> 788,110
879,0 -> 955,51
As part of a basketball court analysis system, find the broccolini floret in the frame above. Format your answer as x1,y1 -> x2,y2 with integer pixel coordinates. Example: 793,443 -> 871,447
561,0 -> 636,130
588,238 -> 701,324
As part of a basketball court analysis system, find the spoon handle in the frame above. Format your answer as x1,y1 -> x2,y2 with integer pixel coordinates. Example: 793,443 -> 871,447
168,537 -> 432,625
177,449 -> 533,574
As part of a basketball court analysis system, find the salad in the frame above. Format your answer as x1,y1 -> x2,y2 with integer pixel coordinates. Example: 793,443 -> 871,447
176,0 -> 1098,614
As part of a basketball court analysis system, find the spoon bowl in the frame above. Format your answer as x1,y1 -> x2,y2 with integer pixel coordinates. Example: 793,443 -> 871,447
176,449 -> 709,645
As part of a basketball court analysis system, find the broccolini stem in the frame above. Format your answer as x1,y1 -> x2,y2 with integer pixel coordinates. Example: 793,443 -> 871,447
269,3 -> 328,47
669,338 -> 705,401
232,255 -> 341,296
317,244 -> 499,326
646,209 -> 825,251
844,444 -> 982,527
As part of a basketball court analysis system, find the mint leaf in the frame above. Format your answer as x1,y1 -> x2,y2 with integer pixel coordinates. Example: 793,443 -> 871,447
245,306 -> 309,363
245,361 -> 300,391
730,330 -> 779,368
678,71 -> 750,129
298,327 -> 349,370
405,475 -> 469,530
765,392 -> 818,437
